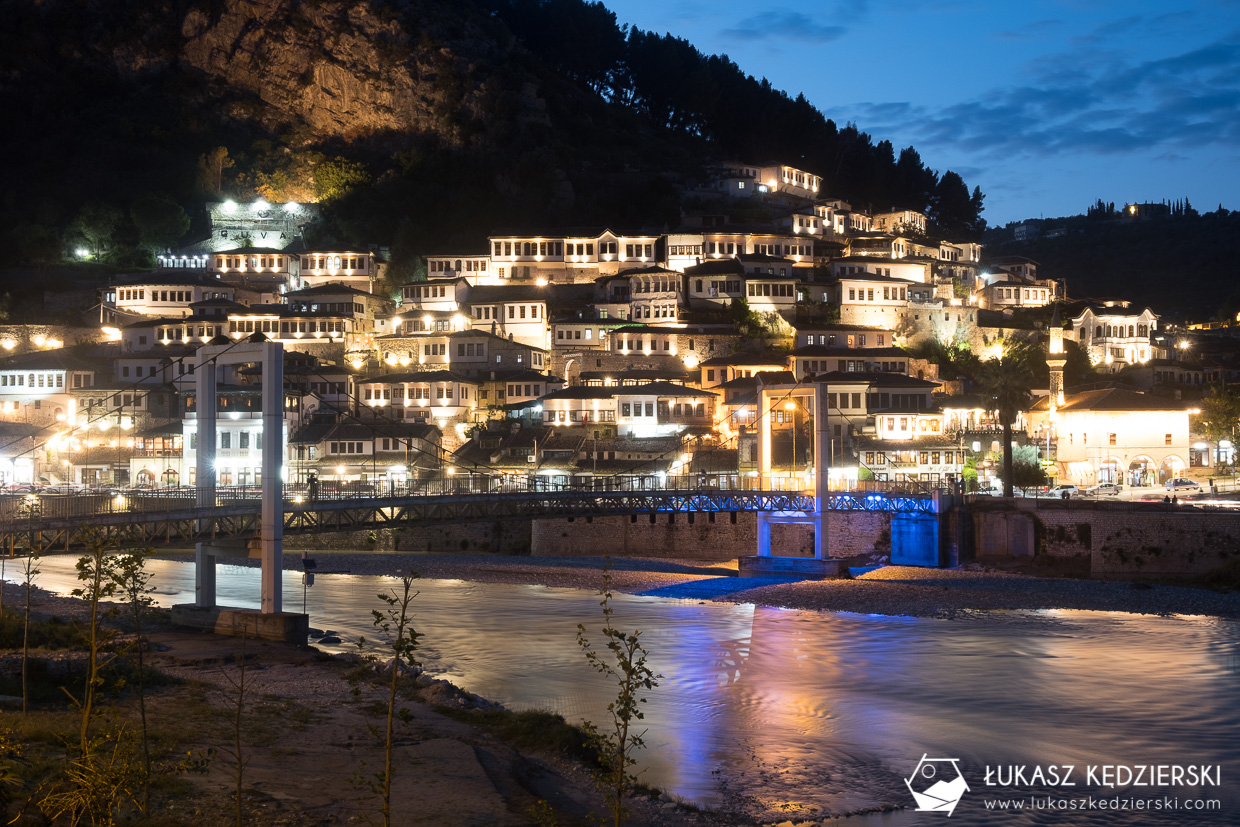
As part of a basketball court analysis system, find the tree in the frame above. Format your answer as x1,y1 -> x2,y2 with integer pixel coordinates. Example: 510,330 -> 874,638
219,631 -> 252,827
313,158 -> 371,203
359,572 -> 422,827
1195,385 -> 1240,469
576,567 -> 660,827
130,193 -> 189,252
978,351 -> 1035,497
69,203 -> 122,258
20,550 -> 40,716
928,170 -> 985,240
197,146 -> 235,195
109,548 -> 155,811
68,531 -> 120,758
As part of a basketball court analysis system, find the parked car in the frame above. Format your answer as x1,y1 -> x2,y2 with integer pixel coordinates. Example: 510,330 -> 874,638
1086,482 -> 1123,497
1164,478 -> 1203,495
1040,484 -> 1081,499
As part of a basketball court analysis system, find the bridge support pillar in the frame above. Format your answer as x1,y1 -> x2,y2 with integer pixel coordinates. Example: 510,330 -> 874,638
756,513 -> 772,557
195,543 -> 217,608
260,341 -> 284,615
188,339 -> 287,619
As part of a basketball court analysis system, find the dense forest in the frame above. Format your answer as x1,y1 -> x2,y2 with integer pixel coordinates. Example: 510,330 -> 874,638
986,202 -> 1240,321
0,0 -> 985,295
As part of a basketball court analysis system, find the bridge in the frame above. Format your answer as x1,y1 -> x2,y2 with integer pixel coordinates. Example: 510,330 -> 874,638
0,484 -> 941,552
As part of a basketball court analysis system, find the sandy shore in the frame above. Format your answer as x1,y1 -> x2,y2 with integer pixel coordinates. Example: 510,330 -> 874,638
154,549 -> 1240,620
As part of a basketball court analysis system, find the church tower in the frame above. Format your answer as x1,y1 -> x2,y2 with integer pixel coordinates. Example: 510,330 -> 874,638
1047,303 -> 1066,412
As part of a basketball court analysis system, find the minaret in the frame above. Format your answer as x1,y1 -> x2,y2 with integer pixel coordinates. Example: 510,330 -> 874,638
1047,303 -> 1066,412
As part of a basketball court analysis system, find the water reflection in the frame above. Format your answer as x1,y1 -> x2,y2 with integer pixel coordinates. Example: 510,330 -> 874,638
15,556 -> 1240,825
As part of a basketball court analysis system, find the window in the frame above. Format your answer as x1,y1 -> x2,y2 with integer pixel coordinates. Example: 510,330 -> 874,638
1108,433 -> 1117,446
1165,433 -> 1173,446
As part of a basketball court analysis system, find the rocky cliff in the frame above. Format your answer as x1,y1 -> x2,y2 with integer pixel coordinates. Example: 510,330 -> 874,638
176,0 -> 517,143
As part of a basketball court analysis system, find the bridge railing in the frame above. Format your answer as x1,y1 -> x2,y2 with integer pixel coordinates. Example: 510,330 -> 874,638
0,475 -> 948,525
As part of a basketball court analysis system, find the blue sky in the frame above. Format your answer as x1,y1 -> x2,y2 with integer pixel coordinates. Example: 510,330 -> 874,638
609,0 -> 1240,226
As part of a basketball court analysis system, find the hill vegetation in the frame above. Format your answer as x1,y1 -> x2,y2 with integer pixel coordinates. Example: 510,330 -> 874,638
986,204 -> 1240,321
0,0 -> 985,292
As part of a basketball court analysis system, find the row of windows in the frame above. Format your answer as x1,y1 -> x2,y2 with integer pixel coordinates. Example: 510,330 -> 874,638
0,373 -> 63,388
408,285 -> 449,299
668,245 -> 702,256
363,385 -> 466,400
847,287 -> 907,302
753,243 -> 810,257
429,259 -> 487,273
507,384 -> 543,397
218,255 -> 287,269
885,416 -> 941,432
303,256 -> 366,271
289,302 -> 363,315
868,450 -> 964,466
799,359 -> 902,374
556,328 -> 602,341
747,283 -> 796,298
228,320 -> 347,334
804,333 -> 885,347
997,287 -> 1048,301
1084,324 -> 1150,338
633,305 -> 676,320
543,409 -> 618,423
1065,432 -> 1175,446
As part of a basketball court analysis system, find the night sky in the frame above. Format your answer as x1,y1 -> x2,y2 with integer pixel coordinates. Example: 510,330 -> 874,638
613,0 -> 1240,226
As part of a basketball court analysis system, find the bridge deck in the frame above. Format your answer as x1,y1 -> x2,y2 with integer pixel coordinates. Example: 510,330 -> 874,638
0,488 -> 937,551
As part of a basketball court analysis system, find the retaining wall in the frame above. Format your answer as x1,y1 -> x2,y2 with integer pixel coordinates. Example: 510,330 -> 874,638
530,511 -> 891,561
967,499 -> 1240,577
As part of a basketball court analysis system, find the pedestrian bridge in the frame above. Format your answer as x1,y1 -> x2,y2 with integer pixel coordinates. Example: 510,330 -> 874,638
0,486 -> 942,552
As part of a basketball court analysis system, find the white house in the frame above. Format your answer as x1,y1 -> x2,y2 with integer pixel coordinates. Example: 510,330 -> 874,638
1026,388 -> 1192,487
1070,304 -> 1158,369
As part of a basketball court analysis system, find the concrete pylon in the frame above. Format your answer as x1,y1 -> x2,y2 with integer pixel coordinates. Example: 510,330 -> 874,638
260,341 -> 284,614
195,357 -> 216,510
190,338 -> 286,615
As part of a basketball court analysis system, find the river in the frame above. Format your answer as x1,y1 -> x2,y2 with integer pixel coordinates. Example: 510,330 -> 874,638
13,555 -> 1240,825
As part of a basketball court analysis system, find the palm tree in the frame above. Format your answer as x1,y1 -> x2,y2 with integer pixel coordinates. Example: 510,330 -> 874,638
978,353 -> 1034,497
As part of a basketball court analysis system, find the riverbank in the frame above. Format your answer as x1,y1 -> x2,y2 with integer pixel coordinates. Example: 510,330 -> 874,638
3,585 -> 745,827
154,549 -> 1240,619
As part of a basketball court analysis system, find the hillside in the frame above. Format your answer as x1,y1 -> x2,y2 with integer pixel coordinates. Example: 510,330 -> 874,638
985,207 -> 1240,321
0,0 -> 984,285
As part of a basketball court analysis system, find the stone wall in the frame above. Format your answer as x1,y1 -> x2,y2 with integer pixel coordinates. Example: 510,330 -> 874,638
966,499 -> 1240,578
530,510 -> 890,561
283,520 -> 532,555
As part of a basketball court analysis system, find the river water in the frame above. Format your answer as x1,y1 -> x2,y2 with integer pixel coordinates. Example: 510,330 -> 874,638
14,556 -> 1240,825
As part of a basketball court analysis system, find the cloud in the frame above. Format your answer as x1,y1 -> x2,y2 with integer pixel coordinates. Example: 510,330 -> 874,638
993,19 -> 1065,41
720,9 -> 852,44
843,34 -> 1240,162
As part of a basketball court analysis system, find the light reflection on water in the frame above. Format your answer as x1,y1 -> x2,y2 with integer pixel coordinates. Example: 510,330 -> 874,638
17,556 -> 1240,825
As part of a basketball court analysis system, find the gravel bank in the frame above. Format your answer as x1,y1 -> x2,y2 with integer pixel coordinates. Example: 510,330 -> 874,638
153,550 -> 1240,620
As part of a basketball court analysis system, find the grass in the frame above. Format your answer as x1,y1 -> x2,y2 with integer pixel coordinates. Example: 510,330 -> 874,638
0,610 -> 83,650
435,706 -> 598,765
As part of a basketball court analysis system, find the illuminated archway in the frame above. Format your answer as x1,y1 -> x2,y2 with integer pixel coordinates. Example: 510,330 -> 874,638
1098,456 -> 1121,485
1159,455 -> 1185,484
1127,455 -> 1155,487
